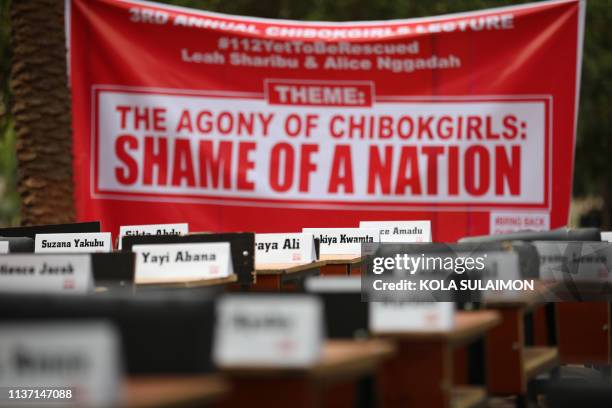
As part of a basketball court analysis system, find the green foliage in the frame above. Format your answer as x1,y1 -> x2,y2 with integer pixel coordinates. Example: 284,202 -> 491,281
0,0 -> 19,227
573,0 -> 612,196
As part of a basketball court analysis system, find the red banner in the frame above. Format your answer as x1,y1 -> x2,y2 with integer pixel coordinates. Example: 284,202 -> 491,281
68,0 -> 585,242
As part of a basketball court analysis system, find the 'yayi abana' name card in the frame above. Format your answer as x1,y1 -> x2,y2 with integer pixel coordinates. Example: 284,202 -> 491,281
133,242 -> 233,284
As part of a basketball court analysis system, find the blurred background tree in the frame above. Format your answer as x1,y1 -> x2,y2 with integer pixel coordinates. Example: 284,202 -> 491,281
0,0 -> 19,226
0,0 -> 609,227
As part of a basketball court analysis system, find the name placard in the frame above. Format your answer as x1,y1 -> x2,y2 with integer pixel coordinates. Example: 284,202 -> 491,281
302,228 -> 379,255
305,276 -> 361,292
0,322 -> 122,407
0,241 -> 8,254
214,295 -> 323,367
255,233 -> 316,265
478,251 -> 524,301
133,242 -> 233,284
480,251 -> 521,280
118,223 -> 188,249
0,254 -> 93,294
369,302 -> 454,332
602,232 -> 612,242
35,233 -> 112,253
534,241 -> 612,282
359,220 -> 432,243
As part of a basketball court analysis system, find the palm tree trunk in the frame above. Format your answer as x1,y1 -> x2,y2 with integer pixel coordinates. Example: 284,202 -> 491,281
9,0 -> 74,226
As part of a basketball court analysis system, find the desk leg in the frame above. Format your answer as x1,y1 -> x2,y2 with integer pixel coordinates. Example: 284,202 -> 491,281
321,264 -> 350,276
486,308 -> 525,395
532,305 -> 550,346
453,346 -> 469,385
378,341 -> 451,408
349,263 -> 363,276
321,381 -> 357,408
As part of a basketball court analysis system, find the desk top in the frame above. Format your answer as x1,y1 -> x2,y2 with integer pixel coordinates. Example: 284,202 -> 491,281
255,260 -> 326,275
373,310 -> 501,347
319,254 -> 364,265
135,274 -> 238,288
221,339 -> 395,382
451,386 -> 487,408
124,374 -> 229,408
523,346 -> 559,379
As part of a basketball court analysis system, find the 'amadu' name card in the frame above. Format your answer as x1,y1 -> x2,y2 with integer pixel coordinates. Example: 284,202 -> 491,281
369,302 -> 455,332
35,232 -> 112,253
118,222 -> 188,249
133,242 -> 233,284
0,254 -> 93,294
360,220 -> 432,243
255,233 -> 316,265
302,228 -> 378,255
0,322 -> 122,407
214,295 -> 323,367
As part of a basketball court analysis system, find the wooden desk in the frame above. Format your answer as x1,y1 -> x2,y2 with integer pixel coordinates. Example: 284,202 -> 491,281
319,255 -> 363,276
556,302 -> 610,364
483,285 -> 560,401
373,310 -> 500,408
253,261 -> 325,291
535,280 -> 611,364
125,375 -> 229,408
219,339 -> 394,408
135,274 -> 238,289
482,280 -> 559,311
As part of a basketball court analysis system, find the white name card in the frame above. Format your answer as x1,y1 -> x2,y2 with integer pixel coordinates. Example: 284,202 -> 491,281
118,223 -> 189,249
369,302 -> 454,332
360,220 -> 432,243
255,233 -> 316,265
534,241 -> 612,282
0,241 -> 8,254
0,322 -> 122,407
479,251 -> 523,301
133,242 -> 233,284
601,232 -> 612,242
214,295 -> 323,367
302,228 -> 378,255
305,276 -> 361,293
481,251 -> 521,279
0,254 -> 93,294
35,232 -> 112,253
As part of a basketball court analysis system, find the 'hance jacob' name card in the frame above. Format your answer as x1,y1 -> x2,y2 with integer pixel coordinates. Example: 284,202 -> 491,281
0,254 -> 93,294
